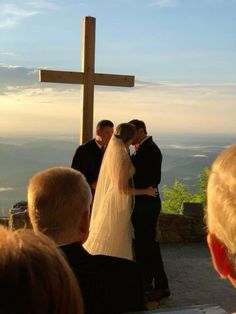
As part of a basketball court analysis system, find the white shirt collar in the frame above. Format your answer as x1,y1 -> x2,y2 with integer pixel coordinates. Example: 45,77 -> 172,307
95,140 -> 103,149
139,136 -> 150,145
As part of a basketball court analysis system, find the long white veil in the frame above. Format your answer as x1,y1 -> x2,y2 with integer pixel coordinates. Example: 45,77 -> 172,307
83,135 -> 135,259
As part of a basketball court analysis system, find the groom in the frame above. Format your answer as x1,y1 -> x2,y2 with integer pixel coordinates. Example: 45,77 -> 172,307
129,119 -> 170,302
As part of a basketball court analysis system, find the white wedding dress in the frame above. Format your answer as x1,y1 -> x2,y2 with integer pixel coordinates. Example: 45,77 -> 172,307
83,135 -> 135,260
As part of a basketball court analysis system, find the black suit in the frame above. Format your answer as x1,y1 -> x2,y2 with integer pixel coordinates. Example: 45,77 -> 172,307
71,139 -> 103,187
131,136 -> 169,290
59,242 -> 146,314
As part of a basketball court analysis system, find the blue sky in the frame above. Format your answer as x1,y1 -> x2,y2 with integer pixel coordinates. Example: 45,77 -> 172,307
0,0 -> 236,135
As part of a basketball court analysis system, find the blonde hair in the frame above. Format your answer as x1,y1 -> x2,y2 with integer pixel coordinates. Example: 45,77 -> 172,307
0,226 -> 83,314
28,167 -> 92,243
207,144 -> 236,254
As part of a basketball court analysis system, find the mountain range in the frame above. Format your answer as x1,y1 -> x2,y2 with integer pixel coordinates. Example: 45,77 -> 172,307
0,133 -> 235,216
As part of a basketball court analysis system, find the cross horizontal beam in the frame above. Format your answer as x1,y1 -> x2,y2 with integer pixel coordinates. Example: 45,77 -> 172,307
94,73 -> 134,87
39,70 -> 84,84
39,69 -> 134,87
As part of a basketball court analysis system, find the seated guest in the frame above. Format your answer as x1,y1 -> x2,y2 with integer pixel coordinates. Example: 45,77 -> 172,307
206,144 -> 236,287
28,167 -> 146,314
0,226 -> 83,314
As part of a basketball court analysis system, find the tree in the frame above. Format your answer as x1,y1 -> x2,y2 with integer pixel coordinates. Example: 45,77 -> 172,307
162,167 -> 210,213
192,167 -> 210,205
162,180 -> 192,213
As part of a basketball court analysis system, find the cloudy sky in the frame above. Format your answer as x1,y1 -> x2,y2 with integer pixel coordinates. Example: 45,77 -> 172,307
0,0 -> 236,136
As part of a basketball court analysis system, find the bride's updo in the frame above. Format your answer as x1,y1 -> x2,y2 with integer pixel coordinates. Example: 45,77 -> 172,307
114,123 -> 136,144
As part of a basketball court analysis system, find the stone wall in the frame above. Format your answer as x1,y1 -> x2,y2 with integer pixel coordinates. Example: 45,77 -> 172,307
8,210 -> 31,230
1,211 -> 206,243
157,213 -> 206,243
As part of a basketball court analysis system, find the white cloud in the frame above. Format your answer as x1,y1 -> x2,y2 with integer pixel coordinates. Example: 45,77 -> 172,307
0,1 -> 58,29
0,187 -> 14,192
192,154 -> 208,158
24,0 -> 59,10
0,3 -> 39,29
0,65 -> 38,94
149,0 -> 177,7
0,66 -> 235,135
0,52 -> 17,56
1,64 -> 22,68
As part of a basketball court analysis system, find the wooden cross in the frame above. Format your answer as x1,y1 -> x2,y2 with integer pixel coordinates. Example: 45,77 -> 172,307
39,16 -> 135,144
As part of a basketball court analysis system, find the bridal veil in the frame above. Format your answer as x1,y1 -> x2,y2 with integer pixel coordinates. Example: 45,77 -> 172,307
83,135 -> 135,260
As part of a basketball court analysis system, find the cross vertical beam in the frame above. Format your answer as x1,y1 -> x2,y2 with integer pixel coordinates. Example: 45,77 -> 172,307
80,17 -> 95,143
39,16 -> 135,144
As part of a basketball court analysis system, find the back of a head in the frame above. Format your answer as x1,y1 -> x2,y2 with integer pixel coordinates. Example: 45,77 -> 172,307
129,119 -> 147,134
207,144 -> 236,253
96,119 -> 114,131
28,167 -> 92,244
115,123 -> 136,144
0,227 -> 83,314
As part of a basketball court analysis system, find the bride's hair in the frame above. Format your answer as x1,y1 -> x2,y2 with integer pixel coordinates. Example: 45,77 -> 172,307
114,123 -> 136,144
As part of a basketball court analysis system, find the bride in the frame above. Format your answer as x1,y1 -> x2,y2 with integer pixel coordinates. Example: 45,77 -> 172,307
83,123 -> 157,260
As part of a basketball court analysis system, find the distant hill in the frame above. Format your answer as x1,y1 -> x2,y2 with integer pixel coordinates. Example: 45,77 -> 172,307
158,133 -> 234,191
0,137 -> 78,215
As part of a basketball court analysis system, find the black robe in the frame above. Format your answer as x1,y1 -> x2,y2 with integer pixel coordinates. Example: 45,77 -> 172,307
71,139 -> 103,187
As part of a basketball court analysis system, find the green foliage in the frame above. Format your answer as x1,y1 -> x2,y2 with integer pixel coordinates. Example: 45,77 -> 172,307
193,167 -> 210,204
162,167 -> 210,213
162,180 -> 192,213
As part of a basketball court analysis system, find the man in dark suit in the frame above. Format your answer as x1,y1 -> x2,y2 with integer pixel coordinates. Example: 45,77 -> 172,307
28,167 -> 146,314
71,120 -> 114,192
129,119 -> 170,302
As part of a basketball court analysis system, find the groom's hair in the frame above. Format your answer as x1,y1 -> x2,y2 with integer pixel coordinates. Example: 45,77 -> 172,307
129,119 -> 147,135
28,167 -> 92,244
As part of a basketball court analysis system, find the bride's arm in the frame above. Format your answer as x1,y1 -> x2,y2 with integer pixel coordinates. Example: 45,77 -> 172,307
118,157 -> 157,197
